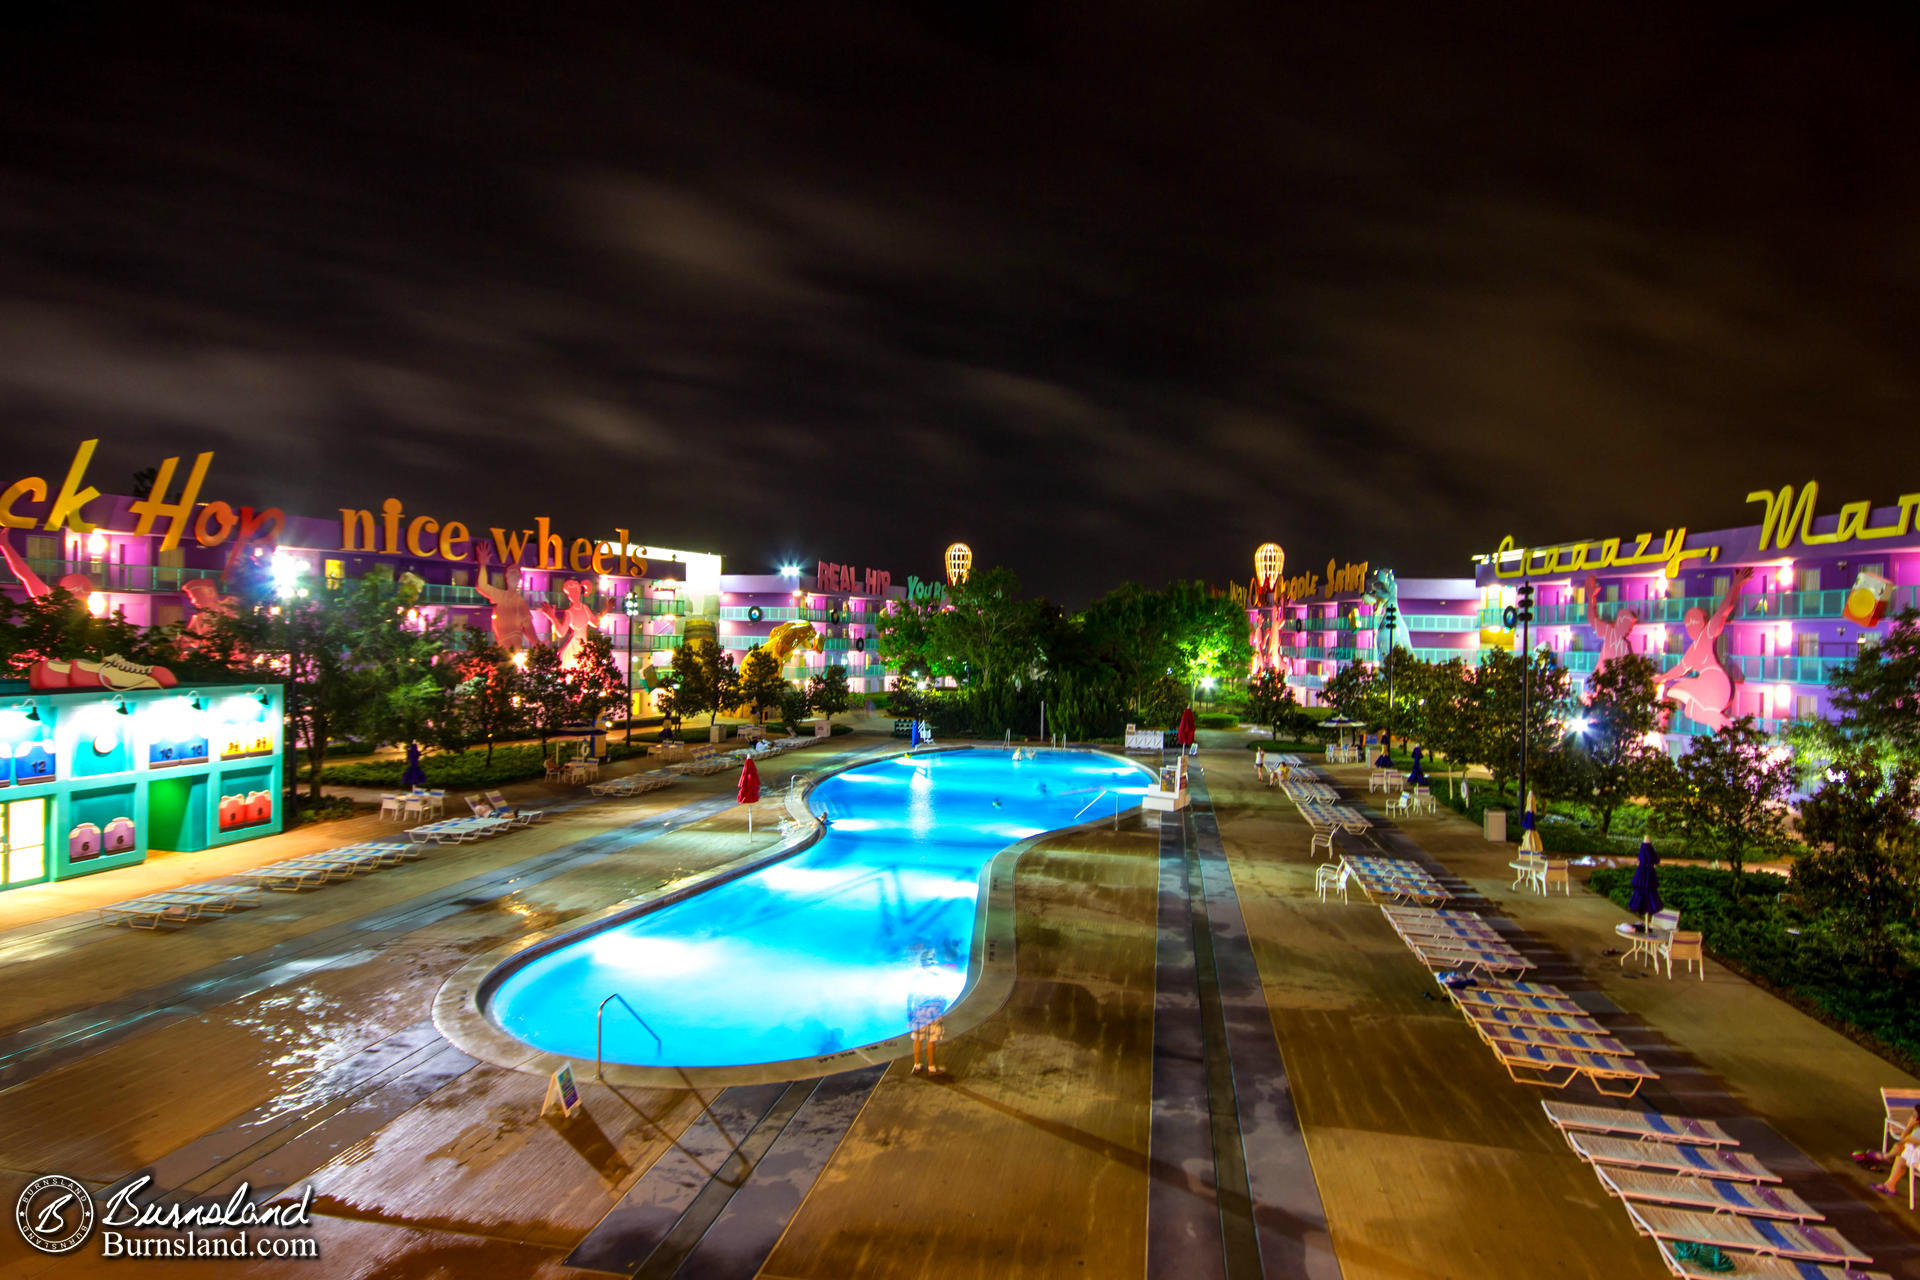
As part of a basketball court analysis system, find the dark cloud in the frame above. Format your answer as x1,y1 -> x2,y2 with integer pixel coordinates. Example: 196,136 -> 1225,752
0,2 -> 1914,602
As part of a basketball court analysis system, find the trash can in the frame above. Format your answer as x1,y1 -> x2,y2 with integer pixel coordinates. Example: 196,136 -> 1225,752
709,723 -> 724,744
1484,808 -> 1507,842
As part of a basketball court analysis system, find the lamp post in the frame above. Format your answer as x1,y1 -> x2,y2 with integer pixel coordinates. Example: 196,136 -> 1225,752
1378,603 -> 1399,757
622,589 -> 644,747
1515,582 -> 1535,813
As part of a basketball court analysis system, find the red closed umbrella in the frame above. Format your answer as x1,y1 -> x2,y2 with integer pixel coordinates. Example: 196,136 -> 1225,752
737,756 -> 762,833
1176,707 -> 1196,749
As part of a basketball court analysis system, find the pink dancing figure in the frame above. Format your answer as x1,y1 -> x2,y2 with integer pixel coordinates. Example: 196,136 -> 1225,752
536,580 -> 597,668
1267,612 -> 1288,675
1658,566 -> 1753,732
0,529 -> 93,602
1249,612 -> 1269,674
179,579 -> 240,654
1585,574 -> 1640,679
473,542 -> 539,652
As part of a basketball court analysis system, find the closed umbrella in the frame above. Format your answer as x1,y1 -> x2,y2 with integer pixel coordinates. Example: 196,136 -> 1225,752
1406,746 -> 1426,788
737,756 -> 762,833
909,719 -> 923,749
1519,789 -> 1544,853
1627,837 -> 1662,920
400,741 -> 427,791
1176,707 -> 1196,751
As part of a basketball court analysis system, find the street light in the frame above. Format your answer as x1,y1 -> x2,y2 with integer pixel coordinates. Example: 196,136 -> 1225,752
1377,603 -> 1399,756
1515,582 -> 1536,815
622,589 -> 645,747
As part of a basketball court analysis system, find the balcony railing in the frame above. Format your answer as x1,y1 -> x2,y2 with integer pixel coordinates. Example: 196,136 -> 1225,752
1478,584 -> 1920,631
15,557 -> 689,615
719,606 -> 839,624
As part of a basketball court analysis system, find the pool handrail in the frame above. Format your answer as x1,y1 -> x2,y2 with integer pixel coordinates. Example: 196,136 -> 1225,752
597,992 -> 743,1156
1072,789 -> 1109,822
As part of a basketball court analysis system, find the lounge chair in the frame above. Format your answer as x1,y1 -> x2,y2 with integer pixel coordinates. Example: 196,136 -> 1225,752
152,885 -> 260,912
1567,1133 -> 1777,1183
1625,1205 -> 1871,1267
1594,1167 -> 1820,1222
1491,1041 -> 1657,1096
1452,986 -> 1587,1017
1405,937 -> 1535,977
99,897 -> 201,928
484,789 -> 542,822
234,863 -> 335,892
1475,1007 -> 1613,1037
1463,1015 -> 1632,1058
1880,1087 -> 1920,1155
1540,1101 -> 1735,1147
1652,1239 -> 1889,1280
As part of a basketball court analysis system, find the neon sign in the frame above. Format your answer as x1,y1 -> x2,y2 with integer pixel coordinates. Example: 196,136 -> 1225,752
1490,531 -> 1718,580
1748,482 -> 1920,552
0,440 -> 652,574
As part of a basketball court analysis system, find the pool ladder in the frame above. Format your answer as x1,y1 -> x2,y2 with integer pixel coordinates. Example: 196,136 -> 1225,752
596,994 -> 746,1181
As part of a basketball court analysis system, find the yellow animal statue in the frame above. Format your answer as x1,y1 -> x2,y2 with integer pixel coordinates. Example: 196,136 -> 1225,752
766,621 -> 824,665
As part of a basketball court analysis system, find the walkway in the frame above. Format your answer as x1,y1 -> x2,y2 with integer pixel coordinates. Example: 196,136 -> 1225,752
1,734 -> 1917,1277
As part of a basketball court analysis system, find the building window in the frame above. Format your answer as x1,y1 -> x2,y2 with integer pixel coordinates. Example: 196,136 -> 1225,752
1,798 -> 48,887
1796,633 -> 1819,658
1800,567 -> 1820,592
1794,694 -> 1818,720
324,559 -> 345,589
450,569 -> 469,587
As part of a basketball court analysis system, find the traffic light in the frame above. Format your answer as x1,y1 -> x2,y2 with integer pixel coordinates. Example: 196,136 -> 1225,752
1515,583 -> 1534,625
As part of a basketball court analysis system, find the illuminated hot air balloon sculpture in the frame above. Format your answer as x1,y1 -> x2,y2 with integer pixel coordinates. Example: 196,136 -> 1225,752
945,543 -> 973,586
1251,543 -> 1289,678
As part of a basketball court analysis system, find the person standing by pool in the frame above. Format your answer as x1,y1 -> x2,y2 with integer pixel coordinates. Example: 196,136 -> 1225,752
907,946 -> 958,1078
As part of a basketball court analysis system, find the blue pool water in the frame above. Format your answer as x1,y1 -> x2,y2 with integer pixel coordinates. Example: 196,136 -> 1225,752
486,748 -> 1148,1068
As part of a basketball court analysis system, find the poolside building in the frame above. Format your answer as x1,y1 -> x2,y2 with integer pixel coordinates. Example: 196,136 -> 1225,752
717,562 -> 905,697
1243,554 -> 1480,704
1472,480 -> 1920,742
0,677 -> 285,891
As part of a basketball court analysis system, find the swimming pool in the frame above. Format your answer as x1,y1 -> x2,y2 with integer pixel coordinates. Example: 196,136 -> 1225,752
484,748 -> 1149,1069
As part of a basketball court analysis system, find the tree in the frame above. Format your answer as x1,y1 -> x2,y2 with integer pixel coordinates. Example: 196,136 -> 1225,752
1795,751 -> 1920,938
1247,671 -> 1313,742
657,642 -> 738,729
1323,661 -> 1384,728
1464,647 -> 1571,798
565,629 -> 629,728
1789,608 -> 1920,779
938,565 -> 1039,690
1558,653 -> 1665,834
778,685 -> 813,737
1652,717 -> 1794,889
522,643 -> 571,745
451,639 -> 528,765
1163,579 -> 1253,697
738,646 -> 789,725
201,577 -> 451,805
1415,659 -> 1477,797
807,664 -> 852,721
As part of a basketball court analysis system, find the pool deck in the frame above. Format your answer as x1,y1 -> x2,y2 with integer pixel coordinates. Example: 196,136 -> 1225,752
1,730 -> 1917,1277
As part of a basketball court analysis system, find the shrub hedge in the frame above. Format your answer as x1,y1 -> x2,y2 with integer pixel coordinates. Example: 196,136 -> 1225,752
1589,864 -> 1920,1069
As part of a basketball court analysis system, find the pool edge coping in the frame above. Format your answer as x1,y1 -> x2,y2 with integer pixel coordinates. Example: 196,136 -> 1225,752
430,743 -> 1157,1091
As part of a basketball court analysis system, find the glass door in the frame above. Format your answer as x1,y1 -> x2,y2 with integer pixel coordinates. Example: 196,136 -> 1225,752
1,797 -> 49,888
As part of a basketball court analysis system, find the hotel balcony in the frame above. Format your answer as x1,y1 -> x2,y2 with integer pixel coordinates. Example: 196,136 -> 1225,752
1477,584 -> 1920,631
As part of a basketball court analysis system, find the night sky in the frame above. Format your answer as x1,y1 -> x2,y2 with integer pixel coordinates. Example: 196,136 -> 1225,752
1,4 -> 1915,602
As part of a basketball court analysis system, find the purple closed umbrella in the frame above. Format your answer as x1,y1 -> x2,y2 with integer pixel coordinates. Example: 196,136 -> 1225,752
1627,837 -> 1663,919
1407,746 -> 1426,787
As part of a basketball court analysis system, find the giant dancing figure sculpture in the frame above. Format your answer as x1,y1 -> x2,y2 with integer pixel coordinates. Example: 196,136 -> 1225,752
1658,566 -> 1752,732
473,541 -> 540,653
537,579 -> 597,668
1584,574 -> 1639,680
0,529 -> 93,604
